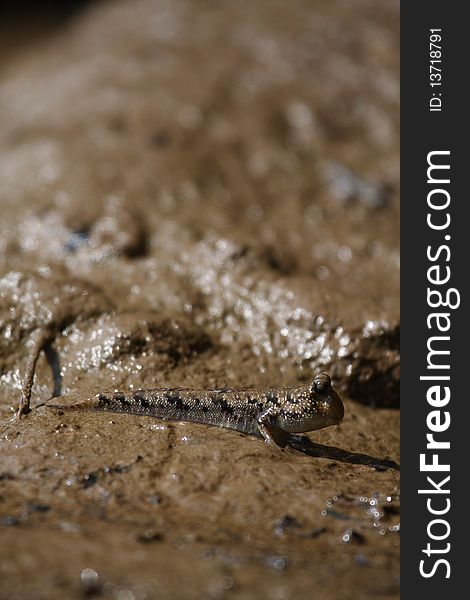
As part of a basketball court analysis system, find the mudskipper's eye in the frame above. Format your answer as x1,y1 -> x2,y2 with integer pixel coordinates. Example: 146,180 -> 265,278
313,373 -> 331,394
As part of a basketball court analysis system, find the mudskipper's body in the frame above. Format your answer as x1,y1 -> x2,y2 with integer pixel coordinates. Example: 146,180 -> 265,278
48,373 -> 344,448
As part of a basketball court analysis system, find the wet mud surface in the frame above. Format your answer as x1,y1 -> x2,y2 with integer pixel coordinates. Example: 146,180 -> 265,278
0,1 -> 399,599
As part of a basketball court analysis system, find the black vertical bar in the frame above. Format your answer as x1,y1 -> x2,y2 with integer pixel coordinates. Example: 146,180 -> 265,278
402,3 -> 467,597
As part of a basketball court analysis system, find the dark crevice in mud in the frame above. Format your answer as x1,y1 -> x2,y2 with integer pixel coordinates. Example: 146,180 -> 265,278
340,325 -> 400,408
1,1 -> 97,63
143,319 -> 215,363
86,315 -> 216,367
346,362 -> 400,409
287,436 -> 400,472
43,343 -> 62,398
260,246 -> 297,275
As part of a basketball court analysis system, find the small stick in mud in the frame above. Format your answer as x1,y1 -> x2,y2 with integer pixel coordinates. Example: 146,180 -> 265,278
18,328 -> 53,417
46,373 -> 344,448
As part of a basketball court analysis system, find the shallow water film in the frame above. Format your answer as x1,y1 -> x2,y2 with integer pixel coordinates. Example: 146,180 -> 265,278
0,1 -> 399,599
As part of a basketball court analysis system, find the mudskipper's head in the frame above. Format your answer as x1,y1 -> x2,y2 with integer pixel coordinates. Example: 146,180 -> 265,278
311,372 -> 344,426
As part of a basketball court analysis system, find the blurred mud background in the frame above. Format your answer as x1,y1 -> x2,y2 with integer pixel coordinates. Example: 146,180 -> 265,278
0,1 -> 399,599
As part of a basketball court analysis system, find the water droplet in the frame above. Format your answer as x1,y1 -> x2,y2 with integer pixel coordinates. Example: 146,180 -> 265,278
115,587 -> 136,600
267,556 -> 287,570
80,568 -> 100,593
337,246 -> 352,262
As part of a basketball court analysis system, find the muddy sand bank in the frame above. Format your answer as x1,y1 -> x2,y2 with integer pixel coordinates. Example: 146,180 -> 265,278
0,1 -> 399,598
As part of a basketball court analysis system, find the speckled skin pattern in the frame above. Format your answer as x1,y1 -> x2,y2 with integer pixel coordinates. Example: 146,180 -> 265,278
49,373 -> 344,447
